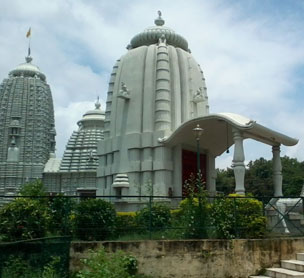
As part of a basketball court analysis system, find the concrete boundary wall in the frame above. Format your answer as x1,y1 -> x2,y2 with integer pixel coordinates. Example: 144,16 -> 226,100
70,238 -> 304,278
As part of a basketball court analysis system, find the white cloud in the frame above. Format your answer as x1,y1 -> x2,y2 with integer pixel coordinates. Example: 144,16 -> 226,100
0,0 -> 303,167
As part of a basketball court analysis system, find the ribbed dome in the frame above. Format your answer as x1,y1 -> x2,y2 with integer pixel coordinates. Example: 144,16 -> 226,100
9,56 -> 46,81
77,99 -> 105,127
129,12 -> 189,51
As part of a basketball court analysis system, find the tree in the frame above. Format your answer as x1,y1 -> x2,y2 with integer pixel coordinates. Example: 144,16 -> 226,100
245,158 -> 273,197
19,180 -> 47,197
216,156 -> 304,197
216,168 -> 235,195
281,156 -> 304,196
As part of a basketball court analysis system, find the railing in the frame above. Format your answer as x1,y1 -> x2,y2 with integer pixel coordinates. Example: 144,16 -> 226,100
0,195 -> 304,243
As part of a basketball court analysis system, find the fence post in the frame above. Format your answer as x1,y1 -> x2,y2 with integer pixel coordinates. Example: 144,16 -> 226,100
149,196 -> 152,240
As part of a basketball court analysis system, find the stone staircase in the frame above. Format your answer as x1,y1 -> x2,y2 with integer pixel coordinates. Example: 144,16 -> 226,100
250,253 -> 304,278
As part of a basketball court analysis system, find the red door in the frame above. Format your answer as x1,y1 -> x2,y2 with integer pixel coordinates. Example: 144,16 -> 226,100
182,149 -> 206,196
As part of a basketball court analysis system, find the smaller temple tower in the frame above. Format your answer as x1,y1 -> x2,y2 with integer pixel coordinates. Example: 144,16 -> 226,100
44,99 -> 105,196
0,55 -> 56,195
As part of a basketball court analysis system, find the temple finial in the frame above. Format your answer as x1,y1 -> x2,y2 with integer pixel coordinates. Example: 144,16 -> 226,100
154,10 -> 165,26
25,56 -> 32,63
95,96 -> 101,109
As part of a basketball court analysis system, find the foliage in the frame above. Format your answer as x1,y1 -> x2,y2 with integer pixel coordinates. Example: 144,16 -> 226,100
216,168 -> 235,195
0,181 -> 78,241
281,156 -> 304,196
19,180 -> 48,197
1,256 -> 36,278
135,203 -> 171,232
0,197 -> 49,241
76,247 -> 138,278
48,195 -> 76,235
175,196 -> 210,239
1,256 -> 63,278
216,156 -> 304,197
245,158 -> 273,197
74,199 -> 117,240
209,194 -> 266,239
176,173 -> 210,239
116,212 -> 137,237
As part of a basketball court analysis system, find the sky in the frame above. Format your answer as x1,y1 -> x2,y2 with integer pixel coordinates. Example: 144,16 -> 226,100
0,0 -> 303,169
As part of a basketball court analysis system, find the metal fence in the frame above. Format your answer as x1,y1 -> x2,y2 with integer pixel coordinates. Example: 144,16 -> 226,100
0,195 -> 304,243
1,195 -> 304,276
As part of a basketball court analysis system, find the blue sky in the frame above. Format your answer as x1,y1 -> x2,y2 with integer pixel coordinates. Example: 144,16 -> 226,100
0,0 -> 303,168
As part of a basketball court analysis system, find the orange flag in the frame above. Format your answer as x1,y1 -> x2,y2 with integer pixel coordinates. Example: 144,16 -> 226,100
26,27 -> 31,38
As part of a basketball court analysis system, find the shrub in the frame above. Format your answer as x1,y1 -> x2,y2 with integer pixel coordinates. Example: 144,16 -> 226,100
18,180 -> 47,197
0,198 -> 49,241
209,195 -> 266,239
1,256 -> 63,278
1,256 -> 35,278
76,247 -> 138,278
135,203 -> 171,231
176,196 -> 210,239
116,212 -> 137,237
74,199 -> 116,240
48,195 -> 76,235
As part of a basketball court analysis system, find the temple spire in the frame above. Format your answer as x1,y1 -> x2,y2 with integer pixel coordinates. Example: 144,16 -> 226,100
95,96 -> 101,109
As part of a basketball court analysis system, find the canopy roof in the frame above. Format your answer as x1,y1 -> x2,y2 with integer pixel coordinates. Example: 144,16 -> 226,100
161,113 -> 298,156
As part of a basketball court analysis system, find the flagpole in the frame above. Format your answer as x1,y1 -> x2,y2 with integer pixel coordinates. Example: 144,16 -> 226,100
26,27 -> 31,57
28,36 -> 31,57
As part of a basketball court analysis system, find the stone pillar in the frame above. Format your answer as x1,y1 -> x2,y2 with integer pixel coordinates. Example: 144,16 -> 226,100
207,154 -> 216,195
272,145 -> 283,197
232,128 -> 245,195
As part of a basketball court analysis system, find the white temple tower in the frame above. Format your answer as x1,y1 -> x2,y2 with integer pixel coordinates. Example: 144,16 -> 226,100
97,12 -> 209,203
97,12 -> 298,206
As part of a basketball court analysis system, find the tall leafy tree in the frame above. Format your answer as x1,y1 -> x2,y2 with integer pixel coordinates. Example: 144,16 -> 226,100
216,156 -> 304,197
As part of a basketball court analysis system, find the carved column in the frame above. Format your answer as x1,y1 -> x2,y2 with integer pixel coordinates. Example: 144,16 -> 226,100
232,128 -> 245,195
272,145 -> 283,197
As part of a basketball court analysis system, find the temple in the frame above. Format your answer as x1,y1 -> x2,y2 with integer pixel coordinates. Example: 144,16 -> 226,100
43,99 -> 105,196
96,12 -> 298,209
0,12 -> 298,204
0,55 -> 56,196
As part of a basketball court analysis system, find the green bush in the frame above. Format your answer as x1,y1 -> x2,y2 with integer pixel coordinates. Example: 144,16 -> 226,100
176,196 -> 210,239
0,198 -> 49,241
116,212 -> 137,237
135,203 -> 171,231
76,247 -> 138,278
18,180 -> 47,197
209,195 -> 266,239
48,195 -> 76,235
74,199 -> 116,240
1,255 -> 63,278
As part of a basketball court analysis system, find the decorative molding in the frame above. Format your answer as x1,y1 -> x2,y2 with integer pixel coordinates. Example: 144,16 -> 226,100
117,82 -> 131,100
